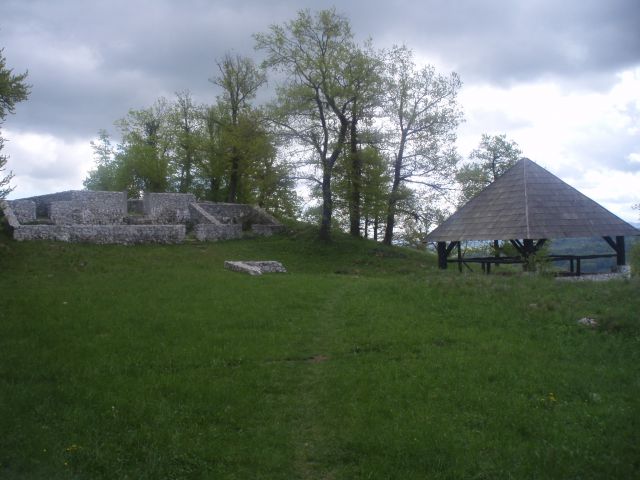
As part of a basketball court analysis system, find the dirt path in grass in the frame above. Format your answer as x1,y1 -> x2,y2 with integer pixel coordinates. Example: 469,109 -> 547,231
290,279 -> 350,480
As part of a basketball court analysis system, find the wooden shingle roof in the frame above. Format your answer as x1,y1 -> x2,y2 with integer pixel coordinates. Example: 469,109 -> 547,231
426,158 -> 640,242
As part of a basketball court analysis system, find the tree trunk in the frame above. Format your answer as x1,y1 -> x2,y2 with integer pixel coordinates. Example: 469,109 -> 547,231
319,167 -> 333,241
227,153 -> 240,203
383,136 -> 405,245
179,151 -> 193,193
227,107 -> 240,203
348,112 -> 361,237
209,177 -> 220,202
373,216 -> 379,241
317,91 -> 349,242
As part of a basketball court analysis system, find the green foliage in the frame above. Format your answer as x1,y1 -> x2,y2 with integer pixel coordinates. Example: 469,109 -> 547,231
457,134 -> 522,205
455,162 -> 488,203
83,129 -> 120,191
0,232 -> 639,478
210,53 -> 267,203
256,8 -> 359,240
81,10 -> 469,240
0,47 -> 30,198
526,241 -> 554,274
0,136 -> 14,198
382,45 -> 463,244
85,102 -> 175,196
333,146 -> 390,237
84,57 -> 298,218
0,48 -> 29,121
631,242 -> 640,277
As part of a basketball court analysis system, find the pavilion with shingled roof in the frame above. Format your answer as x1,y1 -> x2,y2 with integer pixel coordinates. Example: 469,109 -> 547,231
425,158 -> 640,274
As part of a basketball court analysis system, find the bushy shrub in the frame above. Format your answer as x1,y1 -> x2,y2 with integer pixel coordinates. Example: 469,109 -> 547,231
631,242 -> 640,277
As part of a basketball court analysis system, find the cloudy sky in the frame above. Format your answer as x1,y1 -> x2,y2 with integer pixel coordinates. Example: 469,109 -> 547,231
2,0 -> 639,221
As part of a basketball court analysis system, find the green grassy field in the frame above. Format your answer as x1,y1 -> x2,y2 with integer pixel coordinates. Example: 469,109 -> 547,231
1,225 -> 639,479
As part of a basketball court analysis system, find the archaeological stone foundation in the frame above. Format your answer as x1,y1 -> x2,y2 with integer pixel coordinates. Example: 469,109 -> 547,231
0,191 -> 283,245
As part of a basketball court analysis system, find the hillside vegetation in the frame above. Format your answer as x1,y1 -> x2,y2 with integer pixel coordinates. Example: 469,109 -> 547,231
1,225 -> 639,479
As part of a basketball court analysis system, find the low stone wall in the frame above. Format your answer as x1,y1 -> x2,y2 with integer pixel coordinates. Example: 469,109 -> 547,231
13,224 -> 185,244
144,193 -> 195,224
8,200 -> 36,223
189,203 -> 221,225
194,224 -> 242,241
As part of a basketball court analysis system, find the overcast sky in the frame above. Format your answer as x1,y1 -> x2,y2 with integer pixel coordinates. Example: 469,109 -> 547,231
2,0 -> 639,221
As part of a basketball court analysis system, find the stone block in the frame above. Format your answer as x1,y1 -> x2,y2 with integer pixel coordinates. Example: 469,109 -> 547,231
8,200 -> 36,223
224,260 -> 287,275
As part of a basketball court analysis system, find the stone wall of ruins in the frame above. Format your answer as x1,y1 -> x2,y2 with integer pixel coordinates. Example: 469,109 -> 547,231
1,190 -> 283,245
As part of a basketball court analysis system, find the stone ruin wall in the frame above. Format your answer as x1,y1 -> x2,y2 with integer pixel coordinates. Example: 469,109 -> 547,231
12,224 -> 185,244
26,191 -> 74,217
8,199 -> 36,224
144,192 -> 195,224
1,191 -> 283,244
194,224 -> 242,241
198,202 -> 283,236
49,191 -> 127,225
127,199 -> 145,215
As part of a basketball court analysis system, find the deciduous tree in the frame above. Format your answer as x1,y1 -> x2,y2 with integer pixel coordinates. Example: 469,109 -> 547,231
343,46 -> 384,237
381,45 -> 462,245
211,53 -> 266,203
170,90 -> 202,193
256,8 -> 356,240
456,133 -> 522,204
0,47 -> 30,198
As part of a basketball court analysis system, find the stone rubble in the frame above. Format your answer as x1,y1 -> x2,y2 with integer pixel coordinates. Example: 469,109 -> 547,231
577,317 -> 599,328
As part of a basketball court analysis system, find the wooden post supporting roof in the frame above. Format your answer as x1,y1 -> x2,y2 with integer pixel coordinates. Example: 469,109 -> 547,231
437,242 -> 447,269
616,236 -> 626,266
436,241 -> 459,270
603,236 -> 626,266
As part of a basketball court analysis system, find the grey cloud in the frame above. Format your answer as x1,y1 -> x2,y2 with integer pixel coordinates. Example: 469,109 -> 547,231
1,0 -> 639,139
346,0 -> 640,87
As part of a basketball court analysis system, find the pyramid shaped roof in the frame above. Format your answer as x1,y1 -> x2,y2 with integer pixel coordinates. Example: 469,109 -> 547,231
426,158 -> 639,242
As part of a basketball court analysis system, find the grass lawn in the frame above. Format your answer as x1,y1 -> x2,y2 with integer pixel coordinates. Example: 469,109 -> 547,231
1,225 -> 639,479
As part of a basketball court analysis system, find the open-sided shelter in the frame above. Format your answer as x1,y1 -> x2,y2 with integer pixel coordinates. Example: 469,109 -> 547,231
425,158 -> 639,273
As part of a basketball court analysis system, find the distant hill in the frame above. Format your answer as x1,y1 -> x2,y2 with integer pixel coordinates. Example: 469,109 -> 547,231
550,236 -> 639,273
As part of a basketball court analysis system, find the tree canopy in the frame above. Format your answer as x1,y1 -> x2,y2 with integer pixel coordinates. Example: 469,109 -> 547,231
456,134 -> 522,205
83,8 -> 466,243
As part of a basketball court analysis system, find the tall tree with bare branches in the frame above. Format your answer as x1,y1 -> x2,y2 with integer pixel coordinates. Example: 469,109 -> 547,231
381,45 -> 462,245
255,8 -> 357,240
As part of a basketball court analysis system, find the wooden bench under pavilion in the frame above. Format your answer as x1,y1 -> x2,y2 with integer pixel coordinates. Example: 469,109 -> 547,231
425,158 -> 639,275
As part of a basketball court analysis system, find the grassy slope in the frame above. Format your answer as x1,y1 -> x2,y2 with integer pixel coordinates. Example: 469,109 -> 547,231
0,225 -> 639,479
